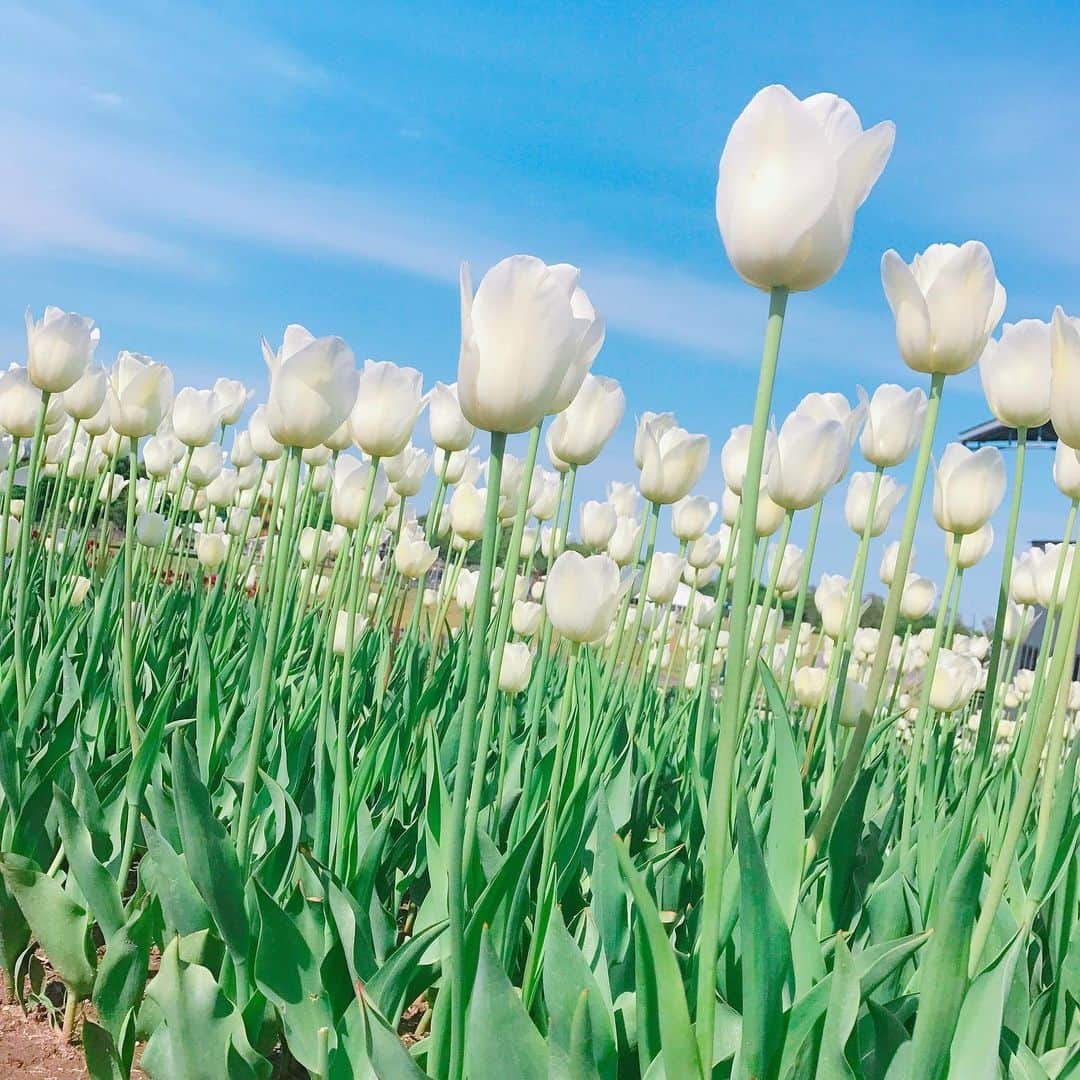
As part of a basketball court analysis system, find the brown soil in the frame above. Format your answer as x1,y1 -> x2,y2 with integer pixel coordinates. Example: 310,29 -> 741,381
0,1001 -> 87,1079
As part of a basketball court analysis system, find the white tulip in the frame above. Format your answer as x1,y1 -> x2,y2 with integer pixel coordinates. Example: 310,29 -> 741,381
979,319 -> 1052,429
721,424 -> 777,497
715,85 -> 894,292
528,470 -> 561,522
333,611 -> 368,656
899,574 -> 936,621
607,516 -> 641,566
768,411 -> 848,511
929,650 -> 981,713
933,443 -> 1006,536
25,305 -> 99,393
262,324 -> 359,449
544,550 -> 621,643
580,500 -> 617,550
1052,442 -> 1080,501
62,364 -> 109,421
1050,307 -> 1080,450
458,256 -> 603,434
173,387 -> 226,447
637,414 -> 709,505
794,666 -> 828,709
511,599 -> 543,638
1002,601 -> 1034,645
194,531 -> 227,571
349,360 -> 424,458
671,495 -> 717,543
0,366 -> 66,438
881,241 -> 1006,375
1010,549 -> 1041,607
879,540 -> 910,587
814,573 -> 849,639
331,455 -> 389,529
546,373 -> 625,467
249,405 -> 284,461
688,530 -> 724,569
955,522 -> 994,570
772,542 -> 804,596
844,472 -> 904,537
212,377 -> 253,426
607,481 -> 640,520
187,443 -> 224,489
498,641 -> 533,693
860,384 -> 927,468
427,381 -> 475,451
646,552 -> 685,604
448,483 -> 486,542
395,536 -> 437,579
109,351 -> 174,439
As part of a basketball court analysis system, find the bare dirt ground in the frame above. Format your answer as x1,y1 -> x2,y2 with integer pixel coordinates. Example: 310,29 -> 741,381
0,1002 -> 87,1079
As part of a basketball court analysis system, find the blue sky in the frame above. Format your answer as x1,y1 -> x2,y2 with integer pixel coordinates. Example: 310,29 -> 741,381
3,0 -> 1080,619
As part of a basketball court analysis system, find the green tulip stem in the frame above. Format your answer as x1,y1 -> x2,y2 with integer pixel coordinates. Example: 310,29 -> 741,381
120,437 -> 142,751
781,499 -> 823,698
0,435 -> 21,619
446,429 -> 505,1080
695,285 -> 787,1061
808,370 -> 945,864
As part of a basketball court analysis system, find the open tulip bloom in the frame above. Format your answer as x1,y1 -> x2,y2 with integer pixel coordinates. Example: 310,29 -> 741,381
4,79 -> 1080,1080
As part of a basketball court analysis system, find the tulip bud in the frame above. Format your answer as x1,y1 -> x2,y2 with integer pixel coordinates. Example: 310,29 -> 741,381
545,551 -> 621,643
606,481 -> 640,519
25,306 -> 99,394
173,387 -> 227,447
979,319 -> 1052,429
721,424 -> 777,497
955,522 -> 993,570
860,384 -> 927,468
109,351 -> 174,439
844,472 -> 904,537
646,552 -> 685,605
349,360 -> 424,458
793,665 -> 828,709
636,413 -> 709,505
331,456 -> 389,529
932,443 -> 1006,536
395,536 -> 437,579
498,641 -> 533,693
194,531 -> 227,570
62,364 -> 109,421
136,511 -> 169,548
212,378 -> 253,426
546,373 -> 625,467
580,500 -> 617,550
899,574 -> 936,621
671,495 -> 717,543
333,611 -> 368,656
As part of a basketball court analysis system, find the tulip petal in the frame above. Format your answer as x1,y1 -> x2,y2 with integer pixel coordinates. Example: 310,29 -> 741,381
881,250 -> 932,370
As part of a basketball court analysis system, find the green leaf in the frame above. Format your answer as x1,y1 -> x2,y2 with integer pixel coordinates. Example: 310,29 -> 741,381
93,902 -> 153,1042
817,933 -> 858,1079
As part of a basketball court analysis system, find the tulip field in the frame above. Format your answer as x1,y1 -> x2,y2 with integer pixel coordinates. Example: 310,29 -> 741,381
4,84 -> 1080,1080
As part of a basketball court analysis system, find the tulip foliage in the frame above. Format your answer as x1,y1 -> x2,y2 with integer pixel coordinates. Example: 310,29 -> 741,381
2,84 -> 1080,1080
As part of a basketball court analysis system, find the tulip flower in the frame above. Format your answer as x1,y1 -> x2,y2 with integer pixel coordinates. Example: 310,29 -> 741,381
932,443 -> 1007,535
929,649 -> 981,713
794,665 -> 828,709
607,516 -> 642,566
0,366 -> 66,438
715,85 -> 894,292
62,364 -> 108,422
546,373 -> 625,467
1010,550 -> 1041,607
511,599 -> 543,638
814,573 -> 850,639
544,550 -> 621,643
171,386 -> 225,448
767,411 -> 848,511
212,377 -> 253,426
454,569 -> 479,610
25,305 -> 99,394
671,494 -> 718,543
498,641 -> 533,693
262,324 -> 359,449
349,360 -> 424,458
692,595 -> 717,629
979,319 -> 1052,429
646,551 -> 686,604
955,522 -> 994,570
836,680 -> 868,728
447,482 -> 486,542
1052,442 -> 1080,501
606,481 -> 640,520
428,381 -> 475,451
752,487 -> 786,537
1050,307 -> 1080,450
1002,601 -> 1034,645
879,540 -> 910,587
772,543 -> 805,596
860,384 -> 927,468
528,470 -> 561,522
187,443 -> 224,489
844,472 -> 905,537
395,536 -> 437,579
194,531 -> 227,571
109,351 -> 174,439
794,390 -> 867,450
458,256 -> 602,434
881,241 -> 1006,375
636,414 -> 709,505
331,456 -> 389,529
580,500 -> 617,550
721,424 -> 777,497
688,530 -> 724,569
899,574 -> 936,620
333,611 -> 368,656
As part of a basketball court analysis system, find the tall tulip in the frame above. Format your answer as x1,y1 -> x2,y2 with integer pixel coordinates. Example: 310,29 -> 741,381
349,360 -> 424,458
979,319 -> 1052,429
1050,307 -> 1080,449
25,305 -> 99,394
860,384 -> 927,467
546,373 -> 625,466
932,443 -> 1007,535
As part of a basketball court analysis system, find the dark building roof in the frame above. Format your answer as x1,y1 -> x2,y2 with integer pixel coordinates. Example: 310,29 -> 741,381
959,419 -> 1058,448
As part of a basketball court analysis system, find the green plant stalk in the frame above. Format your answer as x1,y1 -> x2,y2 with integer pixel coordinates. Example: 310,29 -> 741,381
695,286 -> 787,1061
41,419 -> 80,616
0,435 -> 21,619
807,371 -> 945,863
969,543 -> 1080,975
958,428 -> 1029,838
521,640 -> 581,1007
463,424 -> 541,869
235,445 -> 301,872
899,531 -> 962,866
12,394 -> 51,720
120,437 -> 142,751
425,454 -> 451,544
943,568 -> 964,647
445,429 -> 505,1080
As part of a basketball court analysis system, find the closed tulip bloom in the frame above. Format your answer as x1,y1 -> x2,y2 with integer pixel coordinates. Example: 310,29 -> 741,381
646,552 -> 686,604
448,482 -> 487,542
298,526 -> 334,565
143,433 -> 182,479
1050,307 -> 1080,450
212,378 -> 253,426
955,522 -> 994,570
715,85 -> 894,292
899,574 -> 936,620
395,536 -> 437,579
794,666 -> 828,709
455,569 -> 479,611
205,467 -> 240,507
62,364 -> 108,421
1033,544 -> 1070,608
67,575 -> 92,606
331,455 -> 389,528
333,611 -> 368,656
497,641 -> 533,694
529,470 -> 561,522
671,494 -> 717,543
795,390 -> 868,451
721,424 -> 777,497
1010,549 -> 1041,607
814,573 -> 850,639
135,511 -> 168,547
979,319 -> 1052,429
433,445 -> 480,486
1053,442 -> 1080,501
767,411 -> 848,511
186,443 -> 224,489
25,305 -> 99,393
195,531 -> 227,570
545,551 -> 621,643
844,472 -> 905,537
773,543 -> 804,596
427,381 -> 475,451
879,540 -> 911,587
547,373 -> 625,466
0,366 -> 65,438
173,387 -> 226,447
929,650 -> 981,713
753,487 -> 787,537
836,680 -> 868,728
458,257 -> 602,434
109,351 -> 174,438
349,360 -> 424,458
933,443 -> 1006,535
511,599 -> 543,638
881,241 -> 1006,375
688,530 -> 724,569
637,414 -> 710,505
248,406 -> 283,461
607,481 -> 640,520
580,500 -> 617,549
303,443 -> 332,467
262,324 -> 359,449
860,384 -> 927,467
1003,601 -> 1034,645
607,516 -> 641,566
